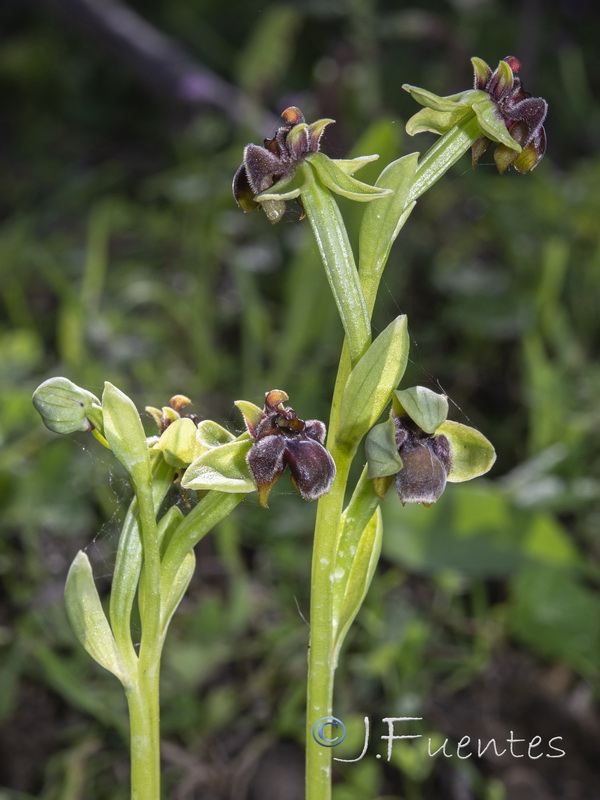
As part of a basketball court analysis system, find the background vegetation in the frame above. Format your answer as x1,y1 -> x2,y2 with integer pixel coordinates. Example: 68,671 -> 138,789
1,1 -> 599,798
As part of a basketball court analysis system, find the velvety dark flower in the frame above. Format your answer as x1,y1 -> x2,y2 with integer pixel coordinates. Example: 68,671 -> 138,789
233,107 -> 334,223
394,415 -> 452,506
471,56 -> 548,173
245,390 -> 336,508
403,55 -> 547,175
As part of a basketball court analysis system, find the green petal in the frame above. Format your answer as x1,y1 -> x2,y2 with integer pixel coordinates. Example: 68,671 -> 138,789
436,420 -> 496,482
471,57 -> 492,88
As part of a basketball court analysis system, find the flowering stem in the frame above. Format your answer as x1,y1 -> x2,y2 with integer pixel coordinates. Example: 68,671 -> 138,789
305,115 -> 484,800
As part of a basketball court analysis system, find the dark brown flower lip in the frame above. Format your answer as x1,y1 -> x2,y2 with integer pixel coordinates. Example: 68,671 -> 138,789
233,107 -> 335,215
472,56 -> 547,173
394,415 -> 452,506
246,391 -> 336,507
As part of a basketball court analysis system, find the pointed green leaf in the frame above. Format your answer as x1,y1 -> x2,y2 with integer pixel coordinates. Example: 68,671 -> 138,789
337,315 -> 409,448
102,382 -> 151,489
307,152 -> 392,202
158,505 -> 184,553
359,152 -> 419,296
65,551 -> 132,686
333,507 -> 383,659
394,386 -> 449,433
160,549 -> 195,638
365,417 -> 403,478
181,440 -> 255,493
472,99 -> 521,151
436,420 -> 496,482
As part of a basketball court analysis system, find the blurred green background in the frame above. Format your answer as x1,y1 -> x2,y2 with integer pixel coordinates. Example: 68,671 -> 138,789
1,0 -> 599,798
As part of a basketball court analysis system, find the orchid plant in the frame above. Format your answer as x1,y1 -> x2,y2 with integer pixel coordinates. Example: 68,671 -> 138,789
33,57 -> 546,800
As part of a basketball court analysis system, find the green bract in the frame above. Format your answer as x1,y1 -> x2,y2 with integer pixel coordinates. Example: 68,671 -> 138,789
337,315 -> 409,449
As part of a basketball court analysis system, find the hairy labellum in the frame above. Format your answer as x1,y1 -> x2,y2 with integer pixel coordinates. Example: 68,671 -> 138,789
471,56 -> 548,173
245,390 -> 336,508
394,415 -> 452,506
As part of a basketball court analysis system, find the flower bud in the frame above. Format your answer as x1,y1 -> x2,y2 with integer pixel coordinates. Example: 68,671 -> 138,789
32,377 -> 103,435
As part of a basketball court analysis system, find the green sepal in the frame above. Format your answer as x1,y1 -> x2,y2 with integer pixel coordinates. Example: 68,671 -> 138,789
234,400 -> 265,438
394,386 -> 449,434
196,419 -> 236,449
365,417 -> 403,479
406,105 -> 473,137
160,548 -> 195,639
402,85 -> 486,113
65,551 -> 132,687
332,507 -> 383,660
181,439 -> 255,493
32,377 -> 103,435
472,99 -> 521,151
153,417 -> 204,468
306,152 -> 393,202
436,419 -> 496,482
254,169 -> 304,203
359,152 -> 419,294
337,315 -> 409,449
102,382 -> 152,491
330,154 -> 380,175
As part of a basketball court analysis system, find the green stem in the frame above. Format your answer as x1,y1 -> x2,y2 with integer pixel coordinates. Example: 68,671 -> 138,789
128,473 -> 163,800
126,677 -> 161,800
301,167 -> 371,366
407,112 -> 482,204
110,457 -> 175,672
